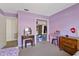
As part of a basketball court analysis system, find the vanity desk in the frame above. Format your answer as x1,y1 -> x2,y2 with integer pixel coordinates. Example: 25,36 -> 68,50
59,36 -> 79,55
21,35 -> 35,48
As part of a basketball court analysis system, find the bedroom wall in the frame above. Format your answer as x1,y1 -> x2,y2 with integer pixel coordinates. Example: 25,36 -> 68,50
18,11 -> 49,47
49,4 -> 79,42
0,14 -> 6,48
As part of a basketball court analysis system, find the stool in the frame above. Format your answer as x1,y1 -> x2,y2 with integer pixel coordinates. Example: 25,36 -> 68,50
25,39 -> 33,48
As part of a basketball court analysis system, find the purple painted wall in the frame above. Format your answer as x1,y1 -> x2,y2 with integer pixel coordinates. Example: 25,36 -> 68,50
49,4 -> 79,42
18,11 -> 49,47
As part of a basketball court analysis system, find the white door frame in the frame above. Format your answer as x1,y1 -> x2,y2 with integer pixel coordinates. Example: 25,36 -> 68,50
35,18 -> 49,44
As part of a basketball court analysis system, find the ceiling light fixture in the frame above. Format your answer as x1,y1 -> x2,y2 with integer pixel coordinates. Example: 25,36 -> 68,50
24,9 -> 29,11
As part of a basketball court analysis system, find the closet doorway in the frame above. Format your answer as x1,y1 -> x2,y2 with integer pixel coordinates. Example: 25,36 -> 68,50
36,19 -> 47,42
5,17 -> 18,48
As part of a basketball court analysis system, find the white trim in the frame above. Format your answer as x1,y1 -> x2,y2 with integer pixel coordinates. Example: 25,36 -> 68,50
35,18 -> 49,44
47,18 -> 49,42
34,19 -> 37,45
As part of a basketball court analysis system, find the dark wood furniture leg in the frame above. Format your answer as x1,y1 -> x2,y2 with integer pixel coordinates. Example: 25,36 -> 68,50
21,38 -> 23,48
31,40 -> 33,46
25,41 -> 27,48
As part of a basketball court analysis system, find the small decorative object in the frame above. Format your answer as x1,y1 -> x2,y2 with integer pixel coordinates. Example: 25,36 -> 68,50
65,35 -> 69,37
70,27 -> 76,33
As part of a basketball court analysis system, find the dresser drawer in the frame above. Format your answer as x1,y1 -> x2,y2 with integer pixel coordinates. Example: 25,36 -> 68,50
62,45 -> 76,55
62,43 -> 76,49
60,38 -> 77,45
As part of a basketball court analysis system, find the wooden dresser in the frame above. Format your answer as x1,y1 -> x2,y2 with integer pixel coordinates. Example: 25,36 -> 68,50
59,36 -> 77,55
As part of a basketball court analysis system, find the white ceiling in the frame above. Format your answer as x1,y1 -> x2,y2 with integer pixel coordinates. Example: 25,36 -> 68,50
0,3 -> 76,16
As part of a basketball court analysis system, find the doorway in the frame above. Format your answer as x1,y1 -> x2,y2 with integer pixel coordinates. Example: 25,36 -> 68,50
36,19 -> 47,43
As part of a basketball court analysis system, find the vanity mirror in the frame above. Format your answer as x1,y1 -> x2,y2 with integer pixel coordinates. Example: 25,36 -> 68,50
24,27 -> 32,36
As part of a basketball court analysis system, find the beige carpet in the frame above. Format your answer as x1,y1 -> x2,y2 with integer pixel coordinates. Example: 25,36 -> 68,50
19,41 -> 70,56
